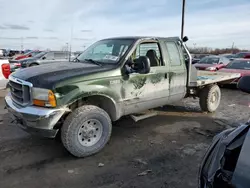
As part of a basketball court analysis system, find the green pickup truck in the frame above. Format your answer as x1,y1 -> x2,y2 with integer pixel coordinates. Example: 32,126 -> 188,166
5,36 -> 240,157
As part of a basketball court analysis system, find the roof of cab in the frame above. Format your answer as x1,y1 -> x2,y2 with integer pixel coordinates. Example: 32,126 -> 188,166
102,36 -> 181,41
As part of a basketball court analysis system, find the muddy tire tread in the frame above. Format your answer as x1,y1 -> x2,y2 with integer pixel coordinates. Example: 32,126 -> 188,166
61,105 -> 112,157
199,84 -> 221,113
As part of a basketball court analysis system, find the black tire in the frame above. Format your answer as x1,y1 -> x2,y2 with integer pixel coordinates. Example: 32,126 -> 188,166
199,84 -> 221,113
61,105 -> 112,157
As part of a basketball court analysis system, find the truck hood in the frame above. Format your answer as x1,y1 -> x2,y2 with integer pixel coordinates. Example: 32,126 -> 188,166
12,61 -> 115,89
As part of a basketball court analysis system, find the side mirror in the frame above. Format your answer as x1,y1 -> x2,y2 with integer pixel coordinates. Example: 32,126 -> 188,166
134,56 -> 150,74
42,56 -> 46,60
28,54 -> 32,57
219,62 -> 224,64
238,76 -> 250,94
182,36 -> 189,42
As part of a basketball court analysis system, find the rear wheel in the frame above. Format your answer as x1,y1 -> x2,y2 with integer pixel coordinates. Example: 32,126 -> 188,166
61,105 -> 112,157
199,84 -> 221,113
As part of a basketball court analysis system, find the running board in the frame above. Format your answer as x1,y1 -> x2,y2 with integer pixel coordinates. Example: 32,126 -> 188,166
130,112 -> 158,122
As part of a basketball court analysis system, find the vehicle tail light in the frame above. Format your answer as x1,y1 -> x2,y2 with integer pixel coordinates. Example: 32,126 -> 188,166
1,63 -> 11,79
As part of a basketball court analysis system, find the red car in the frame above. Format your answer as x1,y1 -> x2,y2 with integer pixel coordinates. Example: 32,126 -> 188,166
194,55 -> 231,71
234,52 -> 250,59
14,50 -> 42,60
219,59 -> 250,84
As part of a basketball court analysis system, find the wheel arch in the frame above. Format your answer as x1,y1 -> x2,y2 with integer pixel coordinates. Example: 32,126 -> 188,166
29,62 -> 39,67
68,94 -> 121,121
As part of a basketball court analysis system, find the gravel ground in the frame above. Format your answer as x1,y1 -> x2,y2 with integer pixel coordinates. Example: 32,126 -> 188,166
0,87 -> 249,188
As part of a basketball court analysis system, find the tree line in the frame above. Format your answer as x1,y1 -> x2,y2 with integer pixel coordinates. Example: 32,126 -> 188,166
188,46 -> 248,55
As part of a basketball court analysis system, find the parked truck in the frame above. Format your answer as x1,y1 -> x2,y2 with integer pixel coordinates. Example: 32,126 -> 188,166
5,36 -> 240,157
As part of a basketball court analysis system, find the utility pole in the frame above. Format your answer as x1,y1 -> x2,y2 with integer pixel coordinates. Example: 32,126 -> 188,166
21,37 -> 23,52
69,24 -> 74,61
66,43 -> 69,52
193,43 -> 197,49
181,0 -> 186,39
231,42 -> 235,54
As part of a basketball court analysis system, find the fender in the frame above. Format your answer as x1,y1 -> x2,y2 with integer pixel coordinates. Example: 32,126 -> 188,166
54,83 -> 123,121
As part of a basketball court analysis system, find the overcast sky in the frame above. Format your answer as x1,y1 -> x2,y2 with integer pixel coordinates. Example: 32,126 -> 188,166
0,0 -> 250,51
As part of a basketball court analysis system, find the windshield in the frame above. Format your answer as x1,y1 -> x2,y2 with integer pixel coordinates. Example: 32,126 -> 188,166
30,51 -> 42,56
34,51 -> 47,58
234,53 -> 248,58
199,57 -> 219,64
225,60 -> 250,70
223,54 -> 235,59
23,51 -> 32,56
77,39 -> 134,64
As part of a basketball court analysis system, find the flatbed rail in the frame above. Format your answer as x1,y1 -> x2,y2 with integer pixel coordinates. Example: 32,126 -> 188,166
189,71 -> 241,87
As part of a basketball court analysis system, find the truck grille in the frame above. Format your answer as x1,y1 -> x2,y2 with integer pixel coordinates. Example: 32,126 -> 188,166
9,76 -> 32,106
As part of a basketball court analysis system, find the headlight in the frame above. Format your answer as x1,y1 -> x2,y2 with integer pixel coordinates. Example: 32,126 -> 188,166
205,67 -> 217,71
32,88 -> 56,107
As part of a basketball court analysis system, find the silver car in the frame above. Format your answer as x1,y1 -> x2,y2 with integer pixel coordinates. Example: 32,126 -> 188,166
19,51 -> 72,68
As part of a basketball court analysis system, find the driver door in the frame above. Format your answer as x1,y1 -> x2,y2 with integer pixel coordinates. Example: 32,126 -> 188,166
122,41 -> 170,115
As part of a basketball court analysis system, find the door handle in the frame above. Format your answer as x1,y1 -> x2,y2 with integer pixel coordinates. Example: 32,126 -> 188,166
165,73 -> 168,79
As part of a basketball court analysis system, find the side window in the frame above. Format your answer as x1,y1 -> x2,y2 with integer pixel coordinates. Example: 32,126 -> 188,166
135,42 -> 162,67
165,42 -> 182,66
44,52 -> 54,60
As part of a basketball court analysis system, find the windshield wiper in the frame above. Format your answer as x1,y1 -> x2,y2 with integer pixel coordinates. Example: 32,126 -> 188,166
74,57 -> 80,62
84,59 -> 102,66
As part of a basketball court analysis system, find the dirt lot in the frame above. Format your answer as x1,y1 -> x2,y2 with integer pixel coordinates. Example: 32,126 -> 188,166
0,87 -> 250,188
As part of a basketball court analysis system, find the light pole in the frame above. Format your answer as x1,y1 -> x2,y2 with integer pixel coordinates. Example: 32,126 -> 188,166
193,43 -> 197,50
21,37 -> 24,52
69,25 -> 73,61
181,0 -> 186,39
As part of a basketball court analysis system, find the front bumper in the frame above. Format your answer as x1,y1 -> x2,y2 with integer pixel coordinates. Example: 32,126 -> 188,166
5,94 -> 67,138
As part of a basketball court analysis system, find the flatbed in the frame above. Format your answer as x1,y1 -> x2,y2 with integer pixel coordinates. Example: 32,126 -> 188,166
192,71 -> 241,87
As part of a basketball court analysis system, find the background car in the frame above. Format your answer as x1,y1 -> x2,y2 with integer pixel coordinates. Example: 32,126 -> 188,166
194,55 -> 230,71
191,53 -> 211,64
219,59 -> 250,84
220,53 -> 236,60
18,51 -> 71,68
14,50 -> 42,60
233,52 -> 250,59
0,49 -> 4,57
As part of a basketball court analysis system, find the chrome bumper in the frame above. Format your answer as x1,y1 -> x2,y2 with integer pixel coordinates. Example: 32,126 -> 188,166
5,94 -> 67,138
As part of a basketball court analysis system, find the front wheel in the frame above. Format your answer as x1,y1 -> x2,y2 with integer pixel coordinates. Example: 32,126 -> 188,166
199,84 -> 221,113
61,105 -> 112,157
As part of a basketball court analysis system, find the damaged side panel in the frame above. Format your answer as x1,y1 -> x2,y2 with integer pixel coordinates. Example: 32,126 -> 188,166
121,67 -> 170,115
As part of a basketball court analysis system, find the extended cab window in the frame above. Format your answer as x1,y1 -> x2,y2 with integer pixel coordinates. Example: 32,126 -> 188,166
135,42 -> 162,67
165,42 -> 182,66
